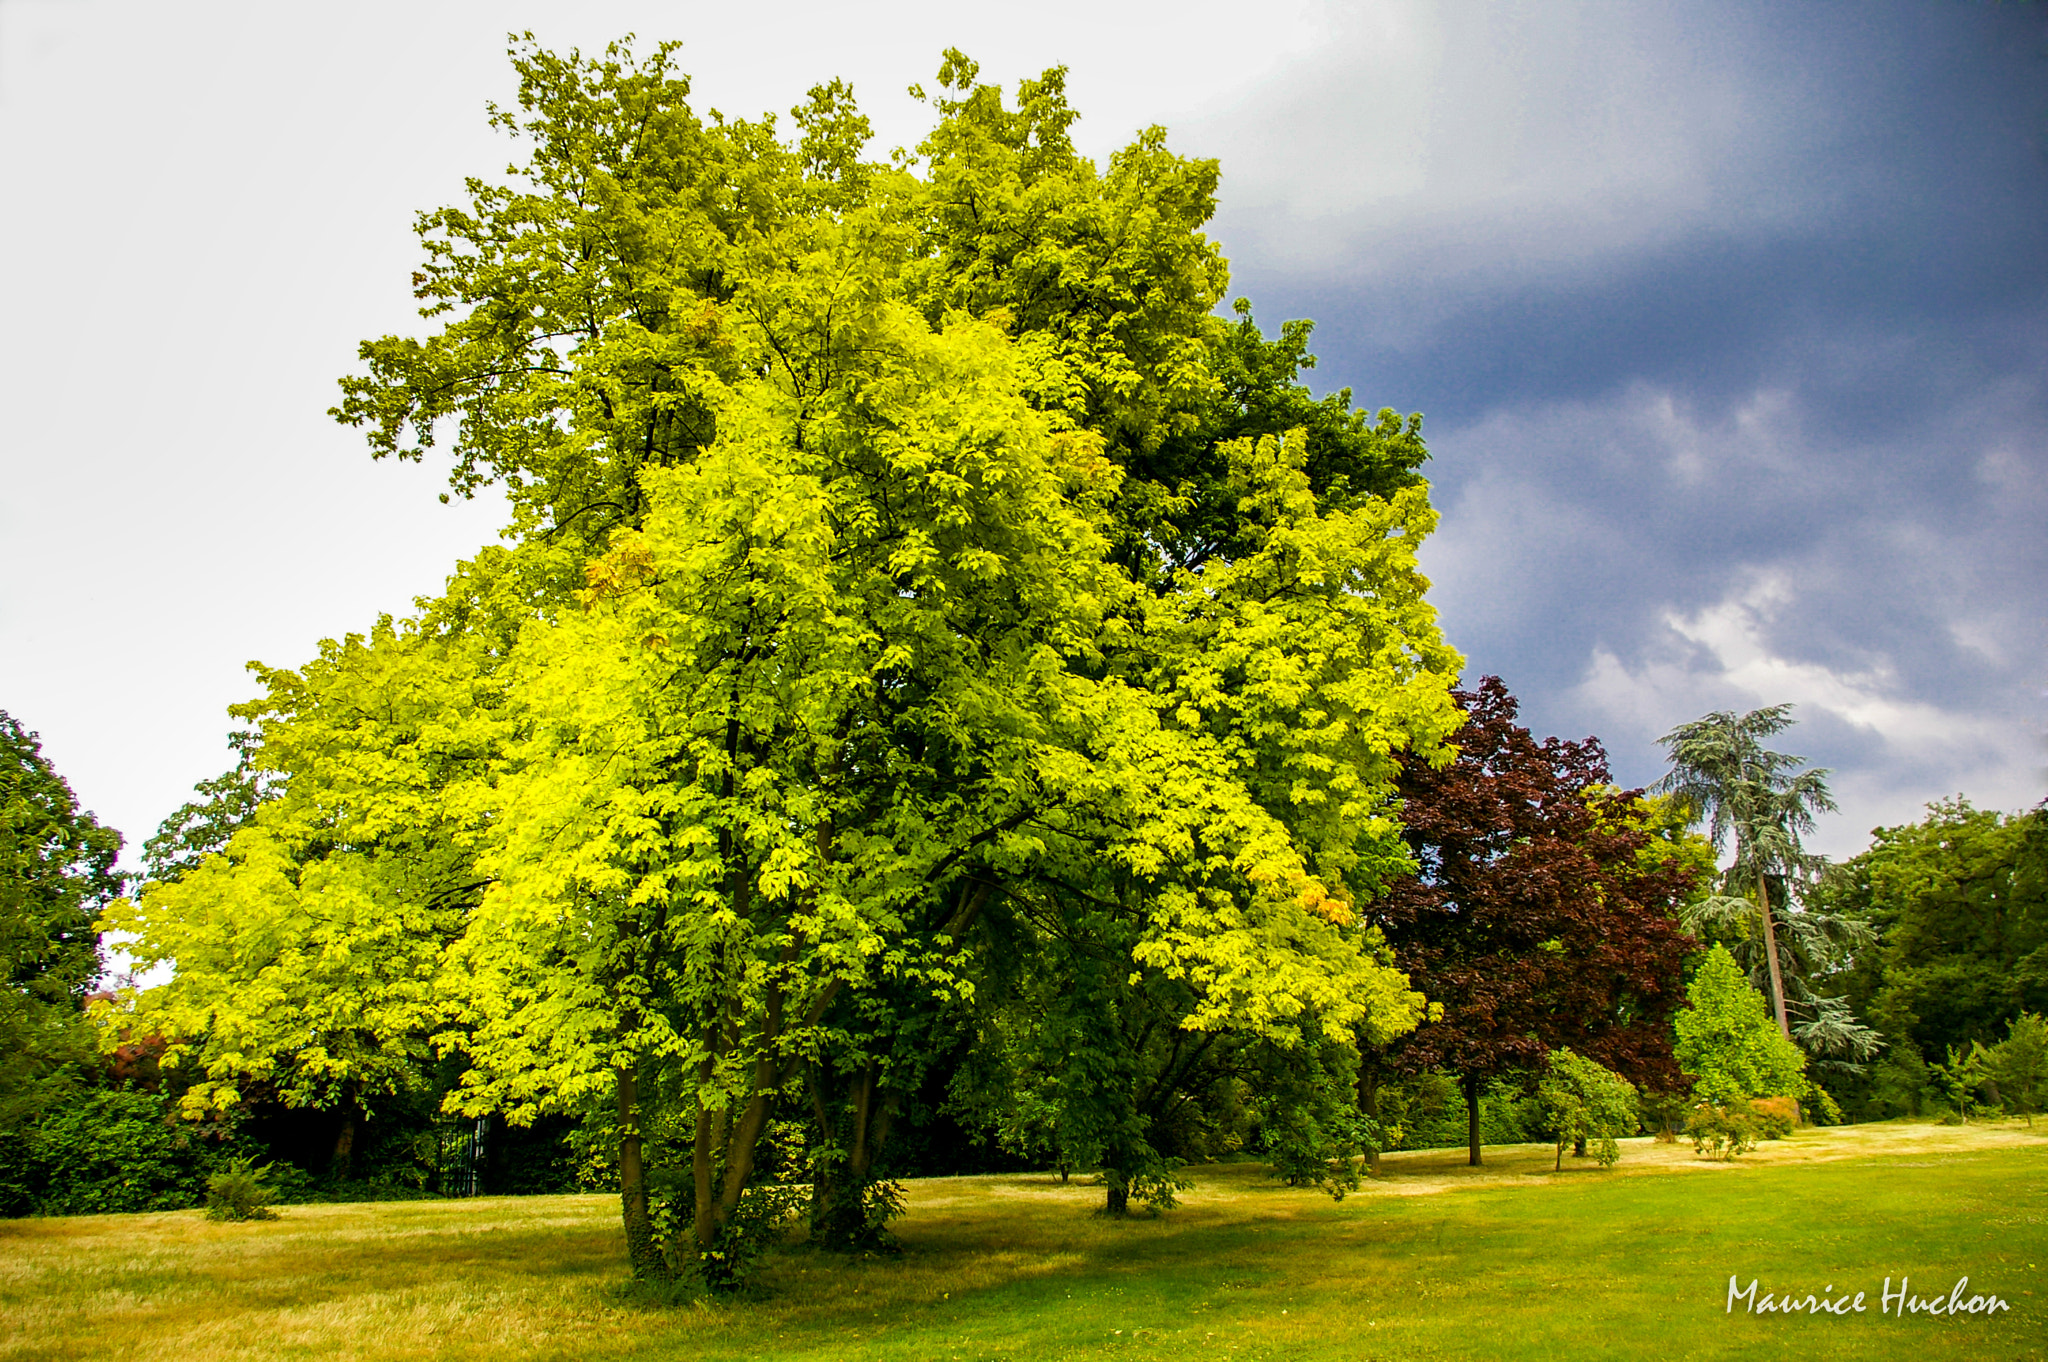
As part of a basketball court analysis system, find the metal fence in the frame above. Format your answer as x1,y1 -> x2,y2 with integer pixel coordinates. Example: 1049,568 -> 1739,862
435,1117 -> 489,1197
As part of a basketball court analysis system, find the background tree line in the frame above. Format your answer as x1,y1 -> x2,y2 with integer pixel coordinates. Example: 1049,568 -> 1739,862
1812,797 -> 2047,1122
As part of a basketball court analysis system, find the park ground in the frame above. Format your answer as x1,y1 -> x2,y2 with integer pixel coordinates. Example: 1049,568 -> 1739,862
2,1120 -> 2043,1362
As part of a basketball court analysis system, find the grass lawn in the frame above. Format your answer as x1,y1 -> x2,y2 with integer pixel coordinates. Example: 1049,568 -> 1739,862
3,1120 -> 2044,1361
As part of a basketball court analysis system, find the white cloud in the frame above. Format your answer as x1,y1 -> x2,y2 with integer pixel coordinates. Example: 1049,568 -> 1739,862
1572,571 -> 2043,855
1667,574 -> 1989,749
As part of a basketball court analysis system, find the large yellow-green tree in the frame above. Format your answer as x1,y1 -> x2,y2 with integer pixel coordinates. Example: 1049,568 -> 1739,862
111,38 -> 1463,1284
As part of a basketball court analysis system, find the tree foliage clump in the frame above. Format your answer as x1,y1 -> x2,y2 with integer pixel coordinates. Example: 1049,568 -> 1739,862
0,1087 -> 227,1217
1674,946 -> 1809,1105
1814,798 -> 2047,1119
1369,677 -> 1695,1166
1,712 -> 121,1125
110,38 -> 1465,1284
1,711 -> 128,1198
1535,1049 -> 1637,1171
1,715 -> 121,987
101,581 -> 520,1138
1983,1012 -> 2048,1126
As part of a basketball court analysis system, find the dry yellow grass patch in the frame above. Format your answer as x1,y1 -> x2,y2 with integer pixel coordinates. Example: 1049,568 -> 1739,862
1357,1118 -> 2047,1194
1,1120 -> 2041,1362
0,1197 -> 637,1362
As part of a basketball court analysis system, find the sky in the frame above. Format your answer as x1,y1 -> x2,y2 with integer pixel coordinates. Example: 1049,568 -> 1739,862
1,0 -> 2043,874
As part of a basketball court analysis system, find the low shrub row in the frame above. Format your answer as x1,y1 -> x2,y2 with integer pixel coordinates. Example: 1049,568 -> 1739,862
0,1088 -> 239,1216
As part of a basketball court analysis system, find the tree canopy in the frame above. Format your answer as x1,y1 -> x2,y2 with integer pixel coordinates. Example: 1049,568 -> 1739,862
1371,677 -> 1695,1165
1655,704 -> 1837,1040
1814,798 -> 2047,1117
111,38 -> 1466,1284
1536,1049 -> 1637,1171
1,714 -> 117,1005
1673,945 -> 1810,1105
1,712 -> 122,1129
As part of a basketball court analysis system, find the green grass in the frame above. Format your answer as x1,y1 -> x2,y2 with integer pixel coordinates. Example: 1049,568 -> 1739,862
2,1121 -> 2044,1361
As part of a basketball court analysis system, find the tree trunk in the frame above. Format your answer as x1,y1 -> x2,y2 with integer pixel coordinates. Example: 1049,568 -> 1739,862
1757,872 -> 1791,1039
811,1063 -> 896,1251
681,1038 -> 799,1288
1104,1181 -> 1130,1216
1464,1074 -> 1483,1167
1359,1068 -> 1383,1173
330,1115 -> 356,1179
807,1067 -> 842,1240
694,1086 -> 775,1266
617,1065 -> 665,1280
1573,1136 -> 1587,1158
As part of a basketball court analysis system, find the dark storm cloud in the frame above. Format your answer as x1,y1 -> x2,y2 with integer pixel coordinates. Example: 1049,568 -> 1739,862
1188,0 -> 2048,849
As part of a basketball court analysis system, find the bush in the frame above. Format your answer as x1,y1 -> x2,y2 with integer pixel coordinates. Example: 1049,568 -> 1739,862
1687,1101 -> 1760,1160
1982,1007 -> 2048,1122
204,1156 -> 279,1221
1383,1074 -> 1539,1151
1930,1043 -> 1996,1123
1984,1014 -> 2047,1125
1638,1090 -> 1689,1143
1869,1045 -> 1934,1118
658,1180 -> 811,1289
5,1087 -> 227,1215
1750,1095 -> 1798,1139
1535,1050 -> 1637,1171
1254,1041 -> 1376,1200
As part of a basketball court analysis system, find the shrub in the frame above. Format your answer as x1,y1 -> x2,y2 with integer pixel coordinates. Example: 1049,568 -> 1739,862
1687,1101 -> 1760,1160
13,1087 -> 223,1215
1931,1043 -> 1996,1123
1383,1074 -> 1539,1151
1638,1089 -> 1689,1143
204,1156 -> 279,1221
1256,1043 -> 1376,1200
1536,1050 -> 1637,1171
1750,1095 -> 1798,1139
1869,1044 -> 1935,1117
658,1180 -> 810,1289
1984,1013 -> 2047,1126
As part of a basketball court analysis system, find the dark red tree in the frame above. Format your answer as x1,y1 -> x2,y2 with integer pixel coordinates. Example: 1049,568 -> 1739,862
1370,677 -> 1695,1165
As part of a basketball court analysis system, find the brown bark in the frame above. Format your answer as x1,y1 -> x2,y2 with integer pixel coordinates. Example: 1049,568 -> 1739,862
330,1116 -> 356,1178
1465,1074 -> 1483,1167
850,1066 -> 874,1179
691,1058 -> 717,1251
711,1084 -> 776,1231
1757,872 -> 1791,1039
807,1068 -> 841,1235
811,1063 -> 900,1251
691,1036 -> 792,1276
617,1065 -> 665,1280
1358,1069 -> 1383,1173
